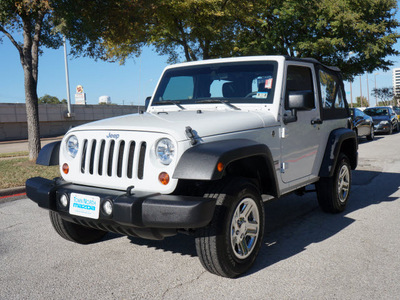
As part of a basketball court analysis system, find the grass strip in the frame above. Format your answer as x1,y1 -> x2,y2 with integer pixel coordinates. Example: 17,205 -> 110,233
0,151 -> 29,158
0,157 -> 60,189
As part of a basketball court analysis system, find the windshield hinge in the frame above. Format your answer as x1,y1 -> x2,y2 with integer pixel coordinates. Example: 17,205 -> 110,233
185,126 -> 197,145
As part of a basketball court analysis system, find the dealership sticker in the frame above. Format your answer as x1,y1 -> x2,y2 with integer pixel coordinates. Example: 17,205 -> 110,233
69,193 -> 100,219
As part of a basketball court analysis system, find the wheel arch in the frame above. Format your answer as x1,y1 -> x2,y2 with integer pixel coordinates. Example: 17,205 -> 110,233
173,139 -> 280,198
36,141 -> 61,166
319,128 -> 358,178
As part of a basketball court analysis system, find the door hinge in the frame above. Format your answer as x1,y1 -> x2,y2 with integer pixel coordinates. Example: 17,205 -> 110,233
280,128 -> 286,138
280,162 -> 287,173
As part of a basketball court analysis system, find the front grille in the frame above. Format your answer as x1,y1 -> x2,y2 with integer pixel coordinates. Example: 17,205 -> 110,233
80,138 -> 147,180
373,120 -> 380,126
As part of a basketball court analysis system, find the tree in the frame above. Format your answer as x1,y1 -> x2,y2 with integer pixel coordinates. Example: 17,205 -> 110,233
99,0 -> 255,64
1,0 -> 399,159
237,0 -> 400,81
102,0 -> 399,81
355,96 -> 369,108
372,87 -> 395,106
0,0 -> 122,160
39,94 -> 63,104
0,1 -> 59,160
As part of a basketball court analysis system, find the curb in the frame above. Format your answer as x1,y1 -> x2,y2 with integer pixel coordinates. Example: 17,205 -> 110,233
0,186 -> 26,197
0,186 -> 26,203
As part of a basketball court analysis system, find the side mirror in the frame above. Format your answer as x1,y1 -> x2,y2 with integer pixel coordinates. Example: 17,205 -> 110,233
145,96 -> 151,110
283,90 -> 314,124
287,90 -> 314,111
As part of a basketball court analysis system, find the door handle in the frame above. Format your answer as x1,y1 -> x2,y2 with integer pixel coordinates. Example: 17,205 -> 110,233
311,119 -> 323,125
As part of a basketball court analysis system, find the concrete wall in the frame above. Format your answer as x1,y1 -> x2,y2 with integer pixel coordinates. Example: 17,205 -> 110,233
0,103 -> 144,141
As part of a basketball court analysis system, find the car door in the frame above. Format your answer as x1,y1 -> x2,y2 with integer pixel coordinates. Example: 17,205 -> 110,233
355,109 -> 368,136
280,63 -> 321,183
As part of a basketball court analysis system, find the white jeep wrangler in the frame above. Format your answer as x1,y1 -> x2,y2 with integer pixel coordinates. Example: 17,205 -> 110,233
27,55 -> 357,278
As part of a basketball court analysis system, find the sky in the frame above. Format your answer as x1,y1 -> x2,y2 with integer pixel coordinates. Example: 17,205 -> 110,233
0,40 -> 168,106
1,31 -> 400,107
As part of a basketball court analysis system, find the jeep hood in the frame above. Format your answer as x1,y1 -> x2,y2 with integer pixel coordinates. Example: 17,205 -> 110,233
69,110 -> 275,141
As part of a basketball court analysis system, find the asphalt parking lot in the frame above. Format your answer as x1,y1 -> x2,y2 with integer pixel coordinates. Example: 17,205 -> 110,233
1,132 -> 400,299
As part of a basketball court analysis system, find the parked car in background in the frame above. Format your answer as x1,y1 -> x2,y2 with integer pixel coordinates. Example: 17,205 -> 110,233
350,108 -> 374,140
393,106 -> 400,120
364,106 -> 399,134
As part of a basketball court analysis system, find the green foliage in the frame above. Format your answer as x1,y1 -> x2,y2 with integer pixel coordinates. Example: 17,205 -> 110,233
39,94 -> 64,104
355,96 -> 369,107
237,0 -> 400,80
0,0 -> 63,50
99,0 -> 399,80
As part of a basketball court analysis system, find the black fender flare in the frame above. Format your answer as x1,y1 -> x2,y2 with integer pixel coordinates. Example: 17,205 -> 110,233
319,128 -> 358,177
36,141 -> 61,166
173,139 -> 279,197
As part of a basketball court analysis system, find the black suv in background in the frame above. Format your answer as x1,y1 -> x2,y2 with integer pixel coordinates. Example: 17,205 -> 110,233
364,106 -> 399,134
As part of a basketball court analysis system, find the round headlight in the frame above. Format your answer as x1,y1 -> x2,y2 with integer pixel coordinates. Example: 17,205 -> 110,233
66,135 -> 79,158
156,138 -> 175,165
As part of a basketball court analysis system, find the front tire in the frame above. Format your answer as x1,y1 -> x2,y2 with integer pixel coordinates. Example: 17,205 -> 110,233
316,154 -> 351,213
388,124 -> 393,135
49,211 -> 107,244
195,178 -> 265,278
366,125 -> 374,141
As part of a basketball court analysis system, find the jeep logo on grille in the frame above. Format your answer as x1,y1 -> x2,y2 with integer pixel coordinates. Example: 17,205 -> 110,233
106,133 -> 120,139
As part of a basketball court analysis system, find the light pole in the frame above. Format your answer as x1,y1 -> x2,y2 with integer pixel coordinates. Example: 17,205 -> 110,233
374,73 -> 379,106
63,36 -> 72,117
366,73 -> 370,107
359,75 -> 363,106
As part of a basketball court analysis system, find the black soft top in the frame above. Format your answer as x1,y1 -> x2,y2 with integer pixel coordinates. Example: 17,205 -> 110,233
285,56 -> 341,73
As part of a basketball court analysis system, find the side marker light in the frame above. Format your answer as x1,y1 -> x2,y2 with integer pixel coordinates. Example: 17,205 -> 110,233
62,163 -> 69,174
159,172 -> 170,185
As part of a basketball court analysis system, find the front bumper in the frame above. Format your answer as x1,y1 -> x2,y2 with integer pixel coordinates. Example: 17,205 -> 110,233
373,123 -> 390,133
26,177 -> 216,239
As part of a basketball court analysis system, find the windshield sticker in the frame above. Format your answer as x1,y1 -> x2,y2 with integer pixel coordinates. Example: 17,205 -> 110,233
256,92 -> 268,99
265,78 -> 273,89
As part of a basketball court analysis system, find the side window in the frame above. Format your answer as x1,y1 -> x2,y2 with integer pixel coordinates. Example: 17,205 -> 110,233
336,88 -> 345,108
319,71 -> 337,108
318,68 -> 349,119
285,65 -> 314,109
319,69 -> 346,109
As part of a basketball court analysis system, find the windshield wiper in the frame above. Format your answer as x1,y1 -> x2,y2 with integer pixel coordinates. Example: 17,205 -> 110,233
195,99 -> 241,111
152,100 -> 186,110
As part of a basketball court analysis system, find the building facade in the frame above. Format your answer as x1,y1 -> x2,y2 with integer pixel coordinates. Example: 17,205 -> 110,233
393,68 -> 400,96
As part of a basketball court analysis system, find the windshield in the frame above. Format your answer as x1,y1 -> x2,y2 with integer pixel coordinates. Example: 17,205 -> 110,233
364,108 -> 389,116
152,61 -> 278,106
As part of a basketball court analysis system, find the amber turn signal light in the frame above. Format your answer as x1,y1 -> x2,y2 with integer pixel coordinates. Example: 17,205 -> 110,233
217,162 -> 224,172
159,172 -> 170,185
62,163 -> 69,174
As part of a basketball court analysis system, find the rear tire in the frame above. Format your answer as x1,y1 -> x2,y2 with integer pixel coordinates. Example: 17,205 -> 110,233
316,154 -> 351,213
49,211 -> 107,244
195,178 -> 265,278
